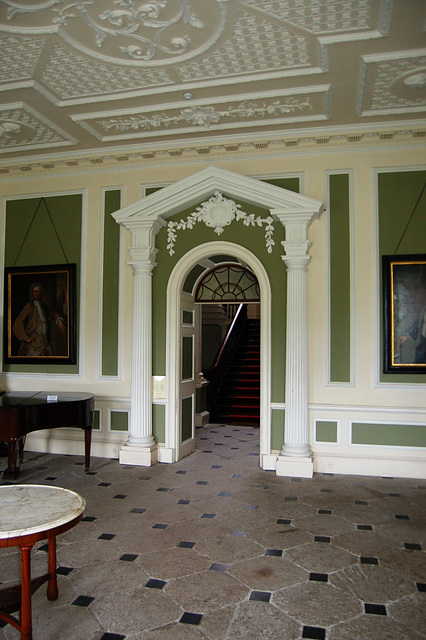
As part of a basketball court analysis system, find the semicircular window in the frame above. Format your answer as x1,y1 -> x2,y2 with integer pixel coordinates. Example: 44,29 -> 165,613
195,264 -> 260,302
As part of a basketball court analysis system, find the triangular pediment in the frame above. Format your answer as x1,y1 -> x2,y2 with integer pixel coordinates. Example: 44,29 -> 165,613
112,166 -> 323,225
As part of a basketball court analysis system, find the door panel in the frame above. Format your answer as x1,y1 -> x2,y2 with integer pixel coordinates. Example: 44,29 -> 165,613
178,292 -> 196,460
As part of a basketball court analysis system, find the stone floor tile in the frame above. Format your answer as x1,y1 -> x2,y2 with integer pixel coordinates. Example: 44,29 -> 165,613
224,601 -> 301,640
273,582 -> 362,626
197,605 -> 236,640
332,530 -> 401,558
228,555 -> 309,591
291,514 -> 356,537
328,613 -> 426,640
68,559 -> 150,597
248,522 -> 313,550
379,548 -> 426,582
193,529 -> 264,564
90,586 -> 182,636
329,564 -> 417,602
136,546 -> 212,580
387,592 -> 426,635
164,570 -> 249,613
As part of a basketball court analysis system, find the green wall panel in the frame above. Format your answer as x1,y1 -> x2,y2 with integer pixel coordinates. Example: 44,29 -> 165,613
352,422 -> 426,448
153,403 -> 165,442
4,194 -> 82,374
329,173 -> 351,382
378,171 -> 426,384
181,396 -> 193,442
271,409 -> 285,450
182,336 -> 193,380
102,189 -> 121,376
93,409 -> 101,431
110,410 -> 128,432
316,420 -> 338,443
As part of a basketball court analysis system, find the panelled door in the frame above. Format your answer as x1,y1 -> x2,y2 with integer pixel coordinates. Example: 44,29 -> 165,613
178,291 -> 197,460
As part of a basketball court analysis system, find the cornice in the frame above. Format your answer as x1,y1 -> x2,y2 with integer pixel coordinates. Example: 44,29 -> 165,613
0,124 -> 424,180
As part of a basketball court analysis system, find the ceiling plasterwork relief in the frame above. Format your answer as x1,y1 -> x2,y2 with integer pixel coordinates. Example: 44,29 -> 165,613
1,0 -> 229,65
242,0 -> 392,38
359,52 -> 426,116
74,88 -> 329,141
0,103 -> 76,153
175,11 -> 320,84
0,34 -> 45,83
0,0 -> 423,162
41,43 -> 174,102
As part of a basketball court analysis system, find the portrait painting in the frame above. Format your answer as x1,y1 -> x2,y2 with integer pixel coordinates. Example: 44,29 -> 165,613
4,264 -> 76,365
383,255 -> 426,373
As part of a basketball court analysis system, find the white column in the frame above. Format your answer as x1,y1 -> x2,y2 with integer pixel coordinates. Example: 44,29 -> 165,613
119,220 -> 165,467
274,212 -> 318,478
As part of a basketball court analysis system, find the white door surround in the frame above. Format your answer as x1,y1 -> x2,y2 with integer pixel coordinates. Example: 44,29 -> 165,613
112,166 -> 323,476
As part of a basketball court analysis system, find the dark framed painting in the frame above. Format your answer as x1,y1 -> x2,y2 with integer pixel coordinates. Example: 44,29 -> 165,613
383,254 -> 426,373
4,264 -> 77,365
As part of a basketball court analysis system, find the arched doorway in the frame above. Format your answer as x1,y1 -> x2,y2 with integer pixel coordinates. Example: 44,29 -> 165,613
165,241 -> 271,463
112,165 -> 323,476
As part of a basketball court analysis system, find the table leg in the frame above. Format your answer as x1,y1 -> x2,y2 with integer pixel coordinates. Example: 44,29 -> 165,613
84,426 -> 92,472
19,543 -> 33,640
47,536 -> 58,601
3,440 -> 20,479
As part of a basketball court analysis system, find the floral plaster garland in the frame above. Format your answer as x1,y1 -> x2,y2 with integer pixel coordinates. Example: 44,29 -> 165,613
166,192 -> 275,256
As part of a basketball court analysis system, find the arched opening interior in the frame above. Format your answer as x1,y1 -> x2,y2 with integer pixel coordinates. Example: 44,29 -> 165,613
165,242 -> 271,464
189,259 -> 261,429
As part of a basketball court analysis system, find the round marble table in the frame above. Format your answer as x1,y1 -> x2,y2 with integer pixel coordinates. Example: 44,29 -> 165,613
0,484 -> 86,640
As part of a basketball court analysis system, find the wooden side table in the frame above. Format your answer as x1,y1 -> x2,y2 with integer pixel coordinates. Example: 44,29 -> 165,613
0,484 -> 86,640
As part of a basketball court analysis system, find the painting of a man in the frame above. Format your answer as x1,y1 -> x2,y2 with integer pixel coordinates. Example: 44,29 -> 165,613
385,256 -> 426,372
12,282 -> 66,357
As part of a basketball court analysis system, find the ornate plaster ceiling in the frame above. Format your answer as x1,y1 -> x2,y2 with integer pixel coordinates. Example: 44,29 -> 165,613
0,0 -> 425,163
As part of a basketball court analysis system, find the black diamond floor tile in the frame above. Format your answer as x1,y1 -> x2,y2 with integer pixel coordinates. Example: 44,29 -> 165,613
302,626 -> 326,640
145,579 -> 166,589
249,591 -> 271,602
72,595 -> 94,607
180,612 -> 203,625
364,603 -> 387,615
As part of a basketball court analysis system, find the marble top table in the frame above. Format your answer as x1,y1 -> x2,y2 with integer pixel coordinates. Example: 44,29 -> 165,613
0,484 -> 86,640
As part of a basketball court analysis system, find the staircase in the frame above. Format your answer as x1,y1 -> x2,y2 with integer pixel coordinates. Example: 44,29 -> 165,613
210,319 -> 260,426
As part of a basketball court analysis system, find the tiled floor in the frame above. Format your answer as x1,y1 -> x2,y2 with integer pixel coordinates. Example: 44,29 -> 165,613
0,424 -> 425,640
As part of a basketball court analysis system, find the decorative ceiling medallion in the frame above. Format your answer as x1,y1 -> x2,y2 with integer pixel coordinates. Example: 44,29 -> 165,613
0,120 -> 21,139
166,192 -> 275,256
2,0 -> 229,66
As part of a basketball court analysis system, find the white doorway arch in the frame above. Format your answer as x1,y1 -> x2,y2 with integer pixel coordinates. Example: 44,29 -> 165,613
164,241 -> 271,465
112,165 -> 323,477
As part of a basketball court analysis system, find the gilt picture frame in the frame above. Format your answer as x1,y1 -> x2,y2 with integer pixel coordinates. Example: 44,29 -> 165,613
383,254 -> 426,373
4,264 -> 77,365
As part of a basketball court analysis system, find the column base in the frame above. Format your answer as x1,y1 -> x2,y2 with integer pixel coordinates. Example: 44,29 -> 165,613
276,455 -> 313,478
195,411 -> 210,427
119,444 -> 158,467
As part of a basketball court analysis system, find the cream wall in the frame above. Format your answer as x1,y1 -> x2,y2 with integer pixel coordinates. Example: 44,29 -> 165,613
1,141 -> 425,476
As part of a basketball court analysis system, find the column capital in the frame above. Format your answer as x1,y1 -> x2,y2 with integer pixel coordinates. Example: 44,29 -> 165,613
272,209 -> 320,242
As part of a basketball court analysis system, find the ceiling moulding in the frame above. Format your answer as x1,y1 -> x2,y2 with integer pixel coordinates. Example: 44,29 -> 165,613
358,49 -> 426,117
72,87 -> 330,142
0,102 -> 77,155
0,127 -> 424,178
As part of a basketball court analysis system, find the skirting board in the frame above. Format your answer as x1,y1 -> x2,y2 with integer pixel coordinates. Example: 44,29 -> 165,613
24,432 -> 125,461
313,454 -> 426,479
21,434 -> 426,479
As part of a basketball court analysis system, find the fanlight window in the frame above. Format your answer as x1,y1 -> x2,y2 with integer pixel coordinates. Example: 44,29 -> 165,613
195,264 -> 260,302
